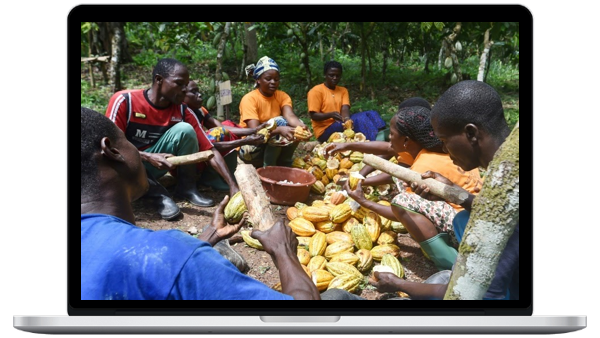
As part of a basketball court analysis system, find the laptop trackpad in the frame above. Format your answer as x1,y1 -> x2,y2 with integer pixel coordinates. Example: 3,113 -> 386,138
260,316 -> 341,323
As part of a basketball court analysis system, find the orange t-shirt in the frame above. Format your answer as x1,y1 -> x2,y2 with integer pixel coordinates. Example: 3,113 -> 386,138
408,149 -> 483,210
396,152 -> 415,166
238,89 -> 293,128
307,83 -> 350,138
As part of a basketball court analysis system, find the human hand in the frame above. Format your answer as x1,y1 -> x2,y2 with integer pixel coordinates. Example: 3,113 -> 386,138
410,171 -> 454,201
144,152 -> 175,171
343,179 -> 366,204
329,112 -> 344,123
250,218 -> 298,269
244,134 -> 266,146
199,196 -> 247,246
274,126 -> 296,141
368,271 -> 403,293
325,142 -> 347,156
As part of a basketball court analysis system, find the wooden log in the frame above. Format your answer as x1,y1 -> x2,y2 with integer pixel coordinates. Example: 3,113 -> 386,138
234,162 -> 276,231
80,55 -> 110,63
166,150 -> 214,166
362,153 -> 470,205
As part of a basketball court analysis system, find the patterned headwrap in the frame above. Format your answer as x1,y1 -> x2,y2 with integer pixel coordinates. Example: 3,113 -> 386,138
251,56 -> 280,79
394,106 -> 442,151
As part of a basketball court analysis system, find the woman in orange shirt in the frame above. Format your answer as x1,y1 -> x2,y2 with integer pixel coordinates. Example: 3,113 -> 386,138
343,106 -> 483,270
238,56 -> 310,168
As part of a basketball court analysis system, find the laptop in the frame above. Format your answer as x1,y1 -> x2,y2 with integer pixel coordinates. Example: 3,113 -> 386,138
13,3 -> 587,335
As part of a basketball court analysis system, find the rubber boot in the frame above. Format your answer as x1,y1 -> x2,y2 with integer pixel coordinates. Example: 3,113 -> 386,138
174,164 -> 215,207
145,172 -> 181,221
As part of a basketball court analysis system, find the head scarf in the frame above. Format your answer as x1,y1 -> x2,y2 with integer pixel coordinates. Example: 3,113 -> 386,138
394,106 -> 442,151
251,56 -> 280,80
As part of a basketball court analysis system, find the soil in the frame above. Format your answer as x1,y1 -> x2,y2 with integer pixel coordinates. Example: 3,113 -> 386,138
132,145 -> 440,300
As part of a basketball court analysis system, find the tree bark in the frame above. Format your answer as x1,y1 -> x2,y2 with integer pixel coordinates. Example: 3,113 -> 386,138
234,162 -> 277,231
362,154 -> 470,205
244,22 -> 258,65
477,28 -> 494,82
444,122 -> 520,300
108,22 -> 123,92
215,22 -> 231,121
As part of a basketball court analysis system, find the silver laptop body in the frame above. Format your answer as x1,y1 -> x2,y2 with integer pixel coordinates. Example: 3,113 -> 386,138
14,4 -> 586,335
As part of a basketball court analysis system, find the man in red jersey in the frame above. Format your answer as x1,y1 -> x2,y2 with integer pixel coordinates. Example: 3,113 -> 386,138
105,58 -> 239,220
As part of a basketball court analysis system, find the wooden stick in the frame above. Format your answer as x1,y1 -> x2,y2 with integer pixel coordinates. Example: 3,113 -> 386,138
234,162 -> 277,231
166,150 -> 214,166
362,153 -> 470,205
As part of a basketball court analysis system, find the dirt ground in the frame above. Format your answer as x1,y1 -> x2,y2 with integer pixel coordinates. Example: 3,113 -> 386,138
133,173 -> 440,300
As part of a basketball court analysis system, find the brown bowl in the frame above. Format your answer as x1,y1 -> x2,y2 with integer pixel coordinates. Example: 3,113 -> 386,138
256,166 -> 317,206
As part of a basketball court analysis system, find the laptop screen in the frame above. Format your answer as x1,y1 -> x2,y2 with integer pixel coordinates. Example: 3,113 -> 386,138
73,4 -> 530,316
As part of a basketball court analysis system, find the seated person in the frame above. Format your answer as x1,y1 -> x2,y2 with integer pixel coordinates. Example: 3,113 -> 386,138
308,60 -> 351,143
184,80 -> 266,191
343,106 -> 483,271
105,58 -> 239,220
238,56 -> 310,168
369,80 -> 518,300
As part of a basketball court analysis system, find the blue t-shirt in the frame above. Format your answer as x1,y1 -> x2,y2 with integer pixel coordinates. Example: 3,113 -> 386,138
81,214 -> 293,300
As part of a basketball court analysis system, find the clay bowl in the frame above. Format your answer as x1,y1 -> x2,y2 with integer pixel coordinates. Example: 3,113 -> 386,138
256,166 -> 316,206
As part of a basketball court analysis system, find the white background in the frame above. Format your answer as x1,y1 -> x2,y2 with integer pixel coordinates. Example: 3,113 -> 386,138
2,1 -> 596,337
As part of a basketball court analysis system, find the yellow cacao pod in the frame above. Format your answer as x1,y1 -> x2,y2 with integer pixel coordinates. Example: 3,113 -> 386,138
355,248 -> 374,273
312,200 -> 326,208
292,157 -> 307,169
296,236 -> 311,249
325,261 -> 363,279
256,128 -> 270,143
294,202 -> 308,210
343,119 -> 354,130
327,274 -> 362,293
324,240 -> 355,260
321,175 -> 330,185
300,206 -> 330,223
325,168 -> 338,180
329,251 -> 359,266
241,230 -> 263,250
329,203 -> 353,224
308,166 -> 324,180
391,221 -> 408,234
325,231 -> 353,245
339,158 -> 354,170
363,211 -> 381,243
286,206 -> 299,221
327,132 -> 345,143
302,264 -> 311,277
353,132 -> 367,142
342,217 -> 359,233
307,255 -> 328,273
351,223 -> 373,250
371,244 -> 401,261
294,126 -> 312,141
310,180 -> 326,195
377,231 -> 398,246
224,191 -> 248,224
348,172 -> 365,190
315,220 -> 336,233
343,128 -> 355,139
312,269 -> 335,291
297,248 -> 311,265
329,191 -> 347,205
352,206 -> 369,221
272,282 -> 282,292
311,157 -> 327,171
349,151 -> 364,163
308,231 -> 327,257
288,217 -> 316,237
380,253 -> 405,278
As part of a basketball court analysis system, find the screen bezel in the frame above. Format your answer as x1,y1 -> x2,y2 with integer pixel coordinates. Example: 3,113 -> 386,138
72,4 -> 531,316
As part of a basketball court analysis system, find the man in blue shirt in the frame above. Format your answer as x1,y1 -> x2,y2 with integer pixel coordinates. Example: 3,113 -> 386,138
81,107 -> 320,300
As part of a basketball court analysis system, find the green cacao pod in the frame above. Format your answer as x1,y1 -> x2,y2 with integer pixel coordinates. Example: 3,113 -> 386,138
224,191 -> 247,224
351,223 -> 373,250
380,253 -> 405,278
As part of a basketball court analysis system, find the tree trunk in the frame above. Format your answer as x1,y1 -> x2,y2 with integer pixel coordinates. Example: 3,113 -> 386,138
234,162 -> 277,231
108,22 -> 123,93
215,22 -> 231,121
238,23 -> 247,81
244,22 -> 258,65
438,44 -> 444,69
477,28 -> 494,82
444,122 -> 520,300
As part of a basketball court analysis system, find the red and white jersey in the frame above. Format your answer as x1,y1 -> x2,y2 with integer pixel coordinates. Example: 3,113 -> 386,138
105,89 -> 213,152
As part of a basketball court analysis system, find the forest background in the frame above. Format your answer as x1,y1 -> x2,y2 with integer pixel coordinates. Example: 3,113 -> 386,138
80,22 -> 519,132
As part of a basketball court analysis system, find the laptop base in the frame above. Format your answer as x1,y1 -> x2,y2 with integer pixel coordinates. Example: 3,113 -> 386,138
14,315 -> 586,334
